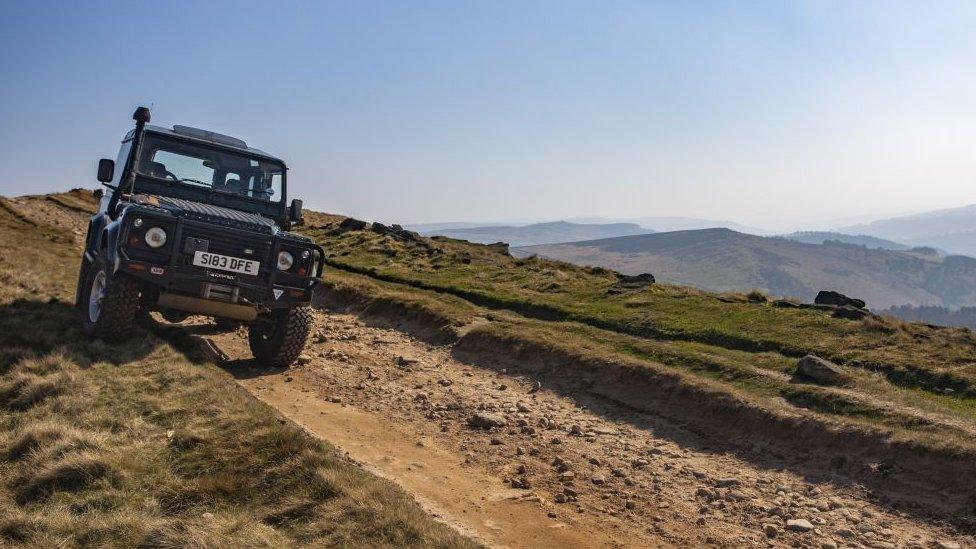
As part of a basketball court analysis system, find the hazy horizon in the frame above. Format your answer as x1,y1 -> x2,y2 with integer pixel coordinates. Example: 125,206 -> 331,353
401,207 -> 941,235
3,1 -> 976,232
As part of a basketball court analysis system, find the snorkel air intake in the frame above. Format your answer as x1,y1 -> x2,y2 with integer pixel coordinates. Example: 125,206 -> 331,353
109,106 -> 151,218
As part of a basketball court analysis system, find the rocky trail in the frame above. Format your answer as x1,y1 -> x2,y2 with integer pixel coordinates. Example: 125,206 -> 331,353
8,191 -> 969,548
198,308 -> 969,549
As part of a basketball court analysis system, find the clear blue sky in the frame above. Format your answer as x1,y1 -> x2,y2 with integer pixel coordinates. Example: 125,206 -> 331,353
2,1 -> 975,230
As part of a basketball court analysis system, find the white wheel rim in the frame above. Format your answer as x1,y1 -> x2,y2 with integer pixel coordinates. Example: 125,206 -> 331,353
88,271 -> 107,323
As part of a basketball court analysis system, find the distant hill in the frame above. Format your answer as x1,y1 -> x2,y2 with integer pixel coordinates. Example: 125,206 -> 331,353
781,231 -> 910,251
422,221 -> 654,247
881,304 -> 976,330
567,216 -> 771,235
842,204 -> 976,257
404,221 -> 521,233
520,228 -> 976,309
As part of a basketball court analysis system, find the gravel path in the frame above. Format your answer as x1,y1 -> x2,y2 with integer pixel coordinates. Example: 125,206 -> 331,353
209,311 -> 970,549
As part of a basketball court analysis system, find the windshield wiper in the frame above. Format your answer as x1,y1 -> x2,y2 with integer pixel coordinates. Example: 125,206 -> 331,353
178,178 -> 210,186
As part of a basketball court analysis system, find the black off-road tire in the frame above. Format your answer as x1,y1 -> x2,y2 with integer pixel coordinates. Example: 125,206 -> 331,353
247,306 -> 312,368
79,254 -> 142,342
74,256 -> 91,310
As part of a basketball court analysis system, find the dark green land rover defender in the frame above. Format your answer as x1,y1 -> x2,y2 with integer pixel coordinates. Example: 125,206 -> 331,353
76,107 -> 322,367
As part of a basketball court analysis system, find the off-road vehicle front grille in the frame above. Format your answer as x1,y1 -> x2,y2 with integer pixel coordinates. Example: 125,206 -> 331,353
201,283 -> 239,302
180,222 -> 273,273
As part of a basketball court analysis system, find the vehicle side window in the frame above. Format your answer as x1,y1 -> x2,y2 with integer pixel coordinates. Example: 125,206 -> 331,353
250,173 -> 281,202
101,141 -> 132,213
112,141 -> 131,187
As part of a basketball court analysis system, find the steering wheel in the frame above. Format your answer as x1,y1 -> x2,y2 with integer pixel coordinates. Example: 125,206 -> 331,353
164,170 -> 179,181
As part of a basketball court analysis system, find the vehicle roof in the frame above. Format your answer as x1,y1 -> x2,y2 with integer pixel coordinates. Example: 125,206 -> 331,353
125,125 -> 285,165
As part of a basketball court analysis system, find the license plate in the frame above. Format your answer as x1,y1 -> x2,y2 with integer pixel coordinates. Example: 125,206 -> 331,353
192,251 -> 260,275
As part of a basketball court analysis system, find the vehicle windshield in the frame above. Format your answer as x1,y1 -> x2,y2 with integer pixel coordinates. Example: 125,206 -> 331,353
136,133 -> 283,203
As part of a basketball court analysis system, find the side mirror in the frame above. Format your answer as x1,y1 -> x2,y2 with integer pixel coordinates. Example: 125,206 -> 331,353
97,159 -> 115,183
289,199 -> 304,225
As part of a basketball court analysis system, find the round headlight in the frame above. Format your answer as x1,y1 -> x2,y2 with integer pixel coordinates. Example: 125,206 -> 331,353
133,218 -> 143,228
145,227 -> 167,248
277,251 -> 294,271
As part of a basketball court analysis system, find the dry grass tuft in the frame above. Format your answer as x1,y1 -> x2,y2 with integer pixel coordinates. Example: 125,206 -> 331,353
861,315 -> 896,334
166,429 -> 207,451
0,370 -> 74,410
0,510 -> 34,544
3,420 -> 99,461
261,498 -> 320,526
13,451 -> 120,504
0,353 -> 77,411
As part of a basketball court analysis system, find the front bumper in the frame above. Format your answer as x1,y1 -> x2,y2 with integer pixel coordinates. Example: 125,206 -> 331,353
118,257 -> 318,311
109,206 -> 325,318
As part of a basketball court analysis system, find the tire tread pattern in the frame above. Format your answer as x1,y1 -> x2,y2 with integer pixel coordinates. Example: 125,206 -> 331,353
248,306 -> 312,368
94,272 -> 141,342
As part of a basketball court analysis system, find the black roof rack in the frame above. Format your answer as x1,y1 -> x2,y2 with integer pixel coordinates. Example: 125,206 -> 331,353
126,124 -> 284,165
172,125 -> 247,149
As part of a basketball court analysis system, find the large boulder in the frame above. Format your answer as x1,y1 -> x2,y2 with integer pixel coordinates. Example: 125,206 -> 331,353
369,221 -> 424,242
794,355 -> 850,386
486,242 -> 510,255
815,290 -> 866,310
615,273 -> 656,289
337,217 -> 368,232
398,229 -> 423,242
468,413 -> 507,429
370,222 -> 392,235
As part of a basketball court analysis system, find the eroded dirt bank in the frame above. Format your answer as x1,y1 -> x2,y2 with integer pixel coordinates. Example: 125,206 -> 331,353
198,308 -> 971,549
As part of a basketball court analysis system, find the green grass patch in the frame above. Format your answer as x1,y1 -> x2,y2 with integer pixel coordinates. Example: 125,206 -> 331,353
307,223 -> 976,398
320,265 -> 976,454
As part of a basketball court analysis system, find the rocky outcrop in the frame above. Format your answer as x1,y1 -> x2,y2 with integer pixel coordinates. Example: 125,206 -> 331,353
815,290 -> 866,310
617,273 -> 655,288
794,355 -> 850,386
486,242 -> 510,255
337,217 -> 368,232
608,273 -> 656,294
370,222 -> 423,242
371,222 -> 392,235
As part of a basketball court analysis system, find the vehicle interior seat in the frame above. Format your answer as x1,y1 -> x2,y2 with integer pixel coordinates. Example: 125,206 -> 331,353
222,178 -> 245,195
147,161 -> 168,178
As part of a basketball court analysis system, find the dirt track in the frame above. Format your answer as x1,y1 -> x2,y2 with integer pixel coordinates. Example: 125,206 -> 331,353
5,192 -> 971,548
203,310 -> 970,549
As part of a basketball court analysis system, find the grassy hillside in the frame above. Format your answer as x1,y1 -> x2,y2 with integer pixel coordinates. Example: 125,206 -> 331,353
303,219 -> 976,450
0,191 -> 475,548
6,189 -> 976,536
782,230 -> 910,251
422,221 -> 654,246
518,228 -> 976,309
